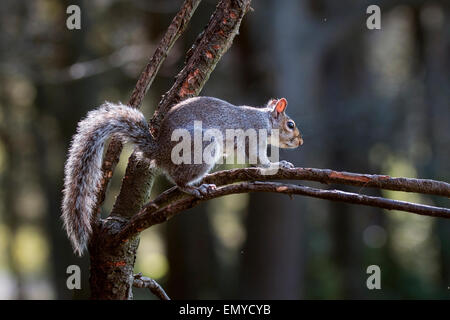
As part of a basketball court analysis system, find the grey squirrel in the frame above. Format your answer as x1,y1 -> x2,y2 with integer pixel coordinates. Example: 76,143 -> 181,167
62,96 -> 303,255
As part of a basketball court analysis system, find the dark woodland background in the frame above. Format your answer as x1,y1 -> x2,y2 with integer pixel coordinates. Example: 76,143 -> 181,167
0,0 -> 449,299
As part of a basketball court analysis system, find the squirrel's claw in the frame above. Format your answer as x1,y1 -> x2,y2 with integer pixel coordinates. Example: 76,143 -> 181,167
179,184 -> 217,198
259,160 -> 294,170
196,184 -> 217,198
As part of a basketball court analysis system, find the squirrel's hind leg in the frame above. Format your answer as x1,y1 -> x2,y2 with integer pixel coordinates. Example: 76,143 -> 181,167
169,162 -> 217,198
166,138 -> 222,198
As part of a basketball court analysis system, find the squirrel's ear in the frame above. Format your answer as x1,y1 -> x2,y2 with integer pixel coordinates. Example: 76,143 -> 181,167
274,98 -> 287,113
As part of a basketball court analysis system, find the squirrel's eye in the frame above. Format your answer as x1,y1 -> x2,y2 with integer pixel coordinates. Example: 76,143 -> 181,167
287,121 -> 295,129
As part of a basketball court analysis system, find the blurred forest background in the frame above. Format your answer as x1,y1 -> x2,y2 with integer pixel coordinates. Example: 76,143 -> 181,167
0,0 -> 449,299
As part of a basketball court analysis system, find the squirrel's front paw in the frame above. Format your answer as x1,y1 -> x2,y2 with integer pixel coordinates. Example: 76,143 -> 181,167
276,160 -> 294,169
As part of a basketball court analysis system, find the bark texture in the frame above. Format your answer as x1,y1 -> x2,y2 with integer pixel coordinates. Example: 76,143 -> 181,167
88,0 -> 252,299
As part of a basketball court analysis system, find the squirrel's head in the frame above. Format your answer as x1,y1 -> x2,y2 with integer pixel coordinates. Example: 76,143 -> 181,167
267,98 -> 303,149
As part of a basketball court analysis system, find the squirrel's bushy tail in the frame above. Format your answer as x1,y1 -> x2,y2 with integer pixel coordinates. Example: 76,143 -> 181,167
62,102 -> 155,256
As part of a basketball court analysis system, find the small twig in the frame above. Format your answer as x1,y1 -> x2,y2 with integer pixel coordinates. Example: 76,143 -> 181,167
133,273 -> 171,300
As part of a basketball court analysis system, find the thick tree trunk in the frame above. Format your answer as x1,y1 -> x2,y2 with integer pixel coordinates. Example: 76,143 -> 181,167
88,0 -> 252,299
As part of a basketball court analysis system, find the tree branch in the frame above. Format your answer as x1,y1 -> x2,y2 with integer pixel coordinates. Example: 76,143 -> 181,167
94,0 -> 202,221
133,273 -> 170,300
110,0 -> 252,219
135,167 -> 450,213
112,167 -> 450,245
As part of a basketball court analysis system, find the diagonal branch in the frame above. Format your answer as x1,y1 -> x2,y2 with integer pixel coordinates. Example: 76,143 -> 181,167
94,0 -> 202,221
113,179 -> 450,245
203,167 -> 450,197
110,0 -> 253,219
136,167 -> 450,212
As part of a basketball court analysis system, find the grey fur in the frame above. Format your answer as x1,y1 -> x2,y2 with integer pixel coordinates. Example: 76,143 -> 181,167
62,102 -> 155,256
62,97 -> 302,256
